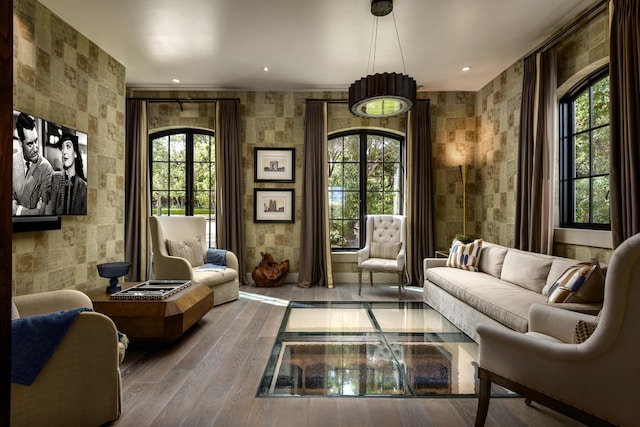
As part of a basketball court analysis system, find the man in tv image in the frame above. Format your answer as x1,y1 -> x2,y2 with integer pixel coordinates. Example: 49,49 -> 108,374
12,112 -> 53,216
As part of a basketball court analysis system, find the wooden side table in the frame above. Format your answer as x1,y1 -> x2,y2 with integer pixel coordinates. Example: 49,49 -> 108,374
85,282 -> 214,343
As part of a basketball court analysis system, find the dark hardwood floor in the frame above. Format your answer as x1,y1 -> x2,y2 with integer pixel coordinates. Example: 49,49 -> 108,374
112,282 -> 583,427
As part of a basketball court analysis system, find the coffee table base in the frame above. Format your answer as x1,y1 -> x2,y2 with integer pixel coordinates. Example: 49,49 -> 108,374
86,282 -> 214,343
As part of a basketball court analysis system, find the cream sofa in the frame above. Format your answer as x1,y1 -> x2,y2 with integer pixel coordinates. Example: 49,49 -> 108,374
423,241 -> 604,342
11,290 -> 124,427
149,216 -> 240,306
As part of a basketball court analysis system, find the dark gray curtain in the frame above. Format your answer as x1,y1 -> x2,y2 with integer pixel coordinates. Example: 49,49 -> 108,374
610,0 -> 640,248
124,99 -> 149,281
217,100 -> 247,284
297,100 -> 331,288
514,49 -> 556,253
408,99 -> 435,284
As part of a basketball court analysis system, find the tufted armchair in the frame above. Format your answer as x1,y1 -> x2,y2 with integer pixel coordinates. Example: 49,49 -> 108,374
149,216 -> 239,306
475,232 -> 640,426
356,215 -> 407,297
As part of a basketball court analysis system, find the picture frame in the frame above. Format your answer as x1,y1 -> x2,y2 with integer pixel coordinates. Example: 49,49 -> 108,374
254,147 -> 295,182
254,188 -> 295,223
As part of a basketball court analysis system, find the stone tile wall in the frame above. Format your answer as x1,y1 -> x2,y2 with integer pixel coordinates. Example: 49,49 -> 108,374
12,0 -> 125,295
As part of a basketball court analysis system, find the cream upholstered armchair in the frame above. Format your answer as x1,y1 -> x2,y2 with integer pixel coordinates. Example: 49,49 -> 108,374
475,232 -> 640,427
11,290 -> 125,427
149,215 -> 239,306
357,215 -> 407,297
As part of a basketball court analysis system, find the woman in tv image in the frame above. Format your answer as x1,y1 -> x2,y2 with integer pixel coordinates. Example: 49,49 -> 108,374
46,133 -> 87,215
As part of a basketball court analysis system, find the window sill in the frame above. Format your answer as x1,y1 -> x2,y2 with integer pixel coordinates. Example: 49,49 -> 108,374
554,228 -> 612,249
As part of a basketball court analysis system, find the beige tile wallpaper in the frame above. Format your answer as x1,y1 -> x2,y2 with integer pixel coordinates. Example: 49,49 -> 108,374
12,0 -> 126,295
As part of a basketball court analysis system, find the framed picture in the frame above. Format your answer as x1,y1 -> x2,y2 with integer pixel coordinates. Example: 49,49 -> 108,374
254,147 -> 295,182
254,188 -> 295,223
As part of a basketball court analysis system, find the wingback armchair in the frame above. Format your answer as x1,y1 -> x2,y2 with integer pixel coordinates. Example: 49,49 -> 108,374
149,215 -> 239,306
475,232 -> 640,427
11,290 -> 125,427
356,215 -> 407,297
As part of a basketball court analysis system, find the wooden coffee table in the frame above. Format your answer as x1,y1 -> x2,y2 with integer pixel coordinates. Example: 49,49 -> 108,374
85,281 -> 214,343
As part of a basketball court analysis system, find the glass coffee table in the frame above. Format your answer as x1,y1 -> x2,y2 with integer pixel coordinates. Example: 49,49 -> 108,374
257,301 -> 509,398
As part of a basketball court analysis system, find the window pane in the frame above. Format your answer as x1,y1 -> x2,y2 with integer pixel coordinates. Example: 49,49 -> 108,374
169,134 -> 186,161
194,134 -> 212,162
329,193 -> 344,218
330,220 -> 347,247
574,133 -> 590,177
328,138 -> 344,162
343,191 -> 360,219
343,136 -> 359,162
194,163 -> 211,190
383,138 -> 400,162
592,176 -> 610,224
574,91 -> 590,132
592,126 -> 609,175
152,162 -> 168,189
169,162 -> 186,190
343,163 -> 359,190
152,137 -> 169,161
152,191 -> 169,215
193,190 -> 213,213
592,76 -> 610,127
574,178 -> 590,223
328,163 -> 344,187
384,192 -> 399,214
367,135 -> 383,162
367,192 -> 383,214
367,164 -> 383,192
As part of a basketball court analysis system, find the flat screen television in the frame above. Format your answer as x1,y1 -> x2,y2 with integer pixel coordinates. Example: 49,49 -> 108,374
12,109 -> 88,232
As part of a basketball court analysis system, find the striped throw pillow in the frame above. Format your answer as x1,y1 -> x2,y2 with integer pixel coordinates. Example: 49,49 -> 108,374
446,239 -> 483,272
547,260 -> 598,303
370,241 -> 402,259
166,236 -> 204,267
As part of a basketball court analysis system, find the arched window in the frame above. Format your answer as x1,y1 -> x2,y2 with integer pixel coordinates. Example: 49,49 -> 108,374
328,130 -> 405,250
150,128 -> 217,246
559,66 -> 610,229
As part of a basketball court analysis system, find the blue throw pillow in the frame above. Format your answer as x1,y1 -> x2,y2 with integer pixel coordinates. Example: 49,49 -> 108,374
205,248 -> 227,267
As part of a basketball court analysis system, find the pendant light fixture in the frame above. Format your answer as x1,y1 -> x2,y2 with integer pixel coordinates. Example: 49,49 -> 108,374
349,0 -> 417,118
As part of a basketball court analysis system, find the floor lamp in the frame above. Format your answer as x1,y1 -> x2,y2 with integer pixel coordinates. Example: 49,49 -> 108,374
459,165 -> 470,237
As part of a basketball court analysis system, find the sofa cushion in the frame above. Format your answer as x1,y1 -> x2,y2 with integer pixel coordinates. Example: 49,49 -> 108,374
547,260 -> 605,303
193,267 -> 239,287
370,241 -> 401,259
166,237 -> 204,267
11,299 -> 20,320
446,239 -> 482,272
543,258 -> 579,295
427,267 -> 547,333
478,243 -> 509,278
500,250 -> 553,293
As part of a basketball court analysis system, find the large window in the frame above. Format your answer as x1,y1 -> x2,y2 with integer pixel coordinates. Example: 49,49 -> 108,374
559,67 -> 610,230
328,130 -> 404,250
150,128 -> 217,246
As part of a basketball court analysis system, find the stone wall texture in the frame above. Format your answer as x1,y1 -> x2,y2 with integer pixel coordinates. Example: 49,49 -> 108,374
13,0 -> 126,295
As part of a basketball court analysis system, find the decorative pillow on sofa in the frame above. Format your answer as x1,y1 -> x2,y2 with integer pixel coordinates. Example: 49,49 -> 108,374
547,259 -> 603,303
572,319 -> 598,344
370,241 -> 402,259
166,236 -> 204,267
11,299 -> 20,320
446,239 -> 483,272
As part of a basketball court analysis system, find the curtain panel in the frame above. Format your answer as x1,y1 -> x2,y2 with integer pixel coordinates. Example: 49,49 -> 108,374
124,100 -> 150,281
514,49 -> 556,254
216,100 -> 247,284
297,100 -> 333,288
609,0 -> 640,248
407,99 -> 435,284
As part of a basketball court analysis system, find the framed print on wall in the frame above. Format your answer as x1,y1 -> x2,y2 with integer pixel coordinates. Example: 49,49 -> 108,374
254,188 -> 295,223
254,147 -> 295,182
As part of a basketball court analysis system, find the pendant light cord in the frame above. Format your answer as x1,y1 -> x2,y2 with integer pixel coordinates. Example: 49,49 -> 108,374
366,12 -> 407,76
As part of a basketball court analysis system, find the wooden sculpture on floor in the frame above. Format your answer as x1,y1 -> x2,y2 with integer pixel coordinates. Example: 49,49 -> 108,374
252,252 -> 289,287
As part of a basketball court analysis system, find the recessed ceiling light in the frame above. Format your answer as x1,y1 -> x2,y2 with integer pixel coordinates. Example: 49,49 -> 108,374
263,67 -> 269,72
462,66 -> 471,72
172,78 -> 180,83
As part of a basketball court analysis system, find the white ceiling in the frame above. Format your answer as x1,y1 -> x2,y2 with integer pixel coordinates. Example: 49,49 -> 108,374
39,0 -> 595,92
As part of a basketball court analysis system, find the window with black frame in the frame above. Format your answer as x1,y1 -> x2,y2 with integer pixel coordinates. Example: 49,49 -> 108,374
559,66 -> 610,230
328,130 -> 404,250
150,128 -> 217,247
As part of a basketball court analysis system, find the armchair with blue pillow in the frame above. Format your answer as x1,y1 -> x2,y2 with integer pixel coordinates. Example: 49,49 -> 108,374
11,289 -> 126,427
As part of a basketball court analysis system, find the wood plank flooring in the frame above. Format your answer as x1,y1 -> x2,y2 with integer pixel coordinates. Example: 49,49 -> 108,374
110,283 -> 583,427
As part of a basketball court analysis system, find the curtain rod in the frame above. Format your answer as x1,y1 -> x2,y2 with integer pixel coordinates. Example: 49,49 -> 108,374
534,0 -> 608,55
126,97 -> 239,102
